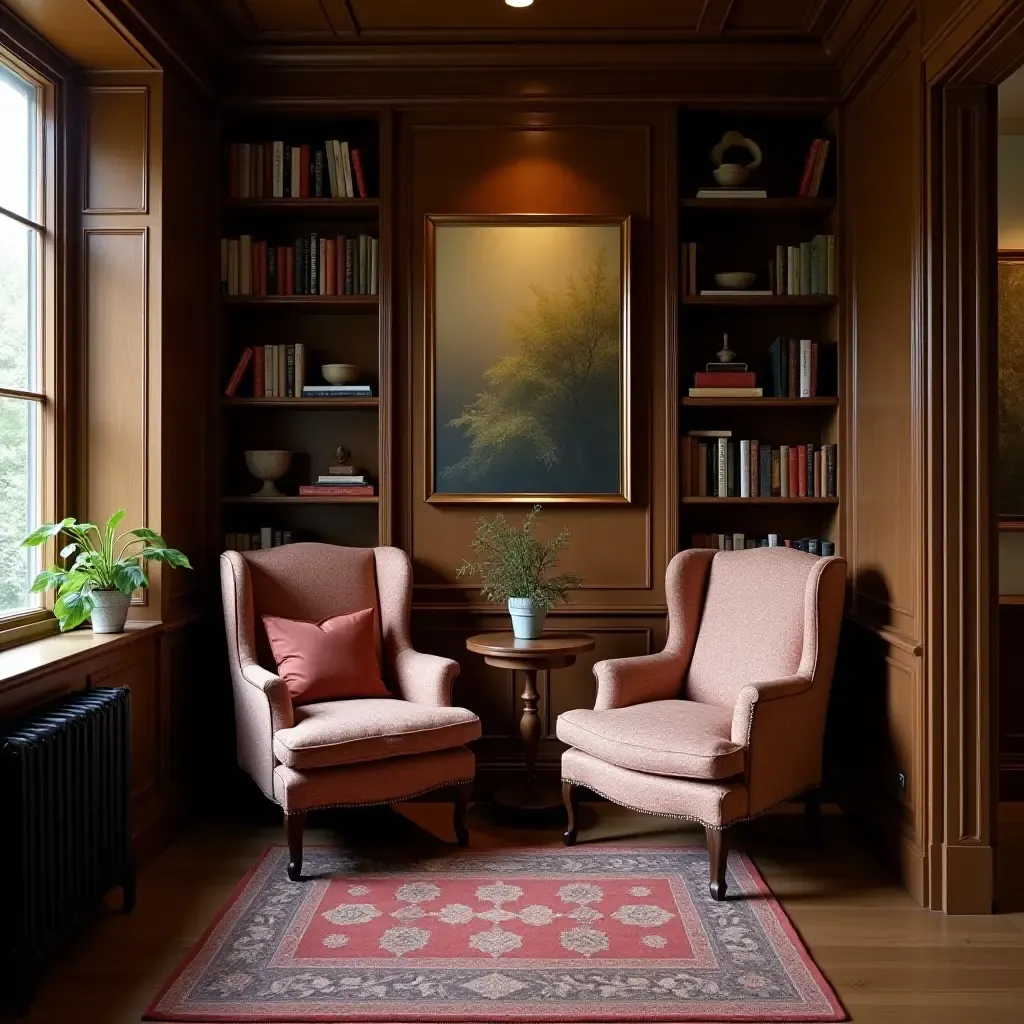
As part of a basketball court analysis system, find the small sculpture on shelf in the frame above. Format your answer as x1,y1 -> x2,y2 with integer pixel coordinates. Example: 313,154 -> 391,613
297,445 -> 376,498
716,333 -> 737,364
710,130 -> 762,187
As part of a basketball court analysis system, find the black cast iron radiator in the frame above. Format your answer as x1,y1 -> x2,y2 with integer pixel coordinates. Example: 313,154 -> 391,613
0,687 -> 135,1008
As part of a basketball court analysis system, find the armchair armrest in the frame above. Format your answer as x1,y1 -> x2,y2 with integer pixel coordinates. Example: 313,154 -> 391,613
593,651 -> 687,710
393,648 -> 460,707
731,676 -> 811,745
241,663 -> 294,732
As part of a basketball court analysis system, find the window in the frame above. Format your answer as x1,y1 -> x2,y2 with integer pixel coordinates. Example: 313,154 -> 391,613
0,57 -> 47,630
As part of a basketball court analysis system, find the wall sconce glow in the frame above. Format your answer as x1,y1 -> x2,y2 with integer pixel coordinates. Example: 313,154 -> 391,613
505,0 -> 534,7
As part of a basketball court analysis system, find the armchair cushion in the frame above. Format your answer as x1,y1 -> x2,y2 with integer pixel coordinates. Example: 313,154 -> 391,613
263,607 -> 389,705
273,698 -> 481,771
556,700 -> 744,781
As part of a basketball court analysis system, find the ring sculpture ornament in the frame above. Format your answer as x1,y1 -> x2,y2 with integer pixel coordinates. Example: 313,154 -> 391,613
710,130 -> 763,187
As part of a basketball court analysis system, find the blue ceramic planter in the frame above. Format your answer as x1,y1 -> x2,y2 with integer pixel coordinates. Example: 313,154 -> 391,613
507,597 -> 547,639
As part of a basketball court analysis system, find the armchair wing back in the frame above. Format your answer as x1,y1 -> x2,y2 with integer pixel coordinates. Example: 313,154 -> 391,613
686,548 -> 847,815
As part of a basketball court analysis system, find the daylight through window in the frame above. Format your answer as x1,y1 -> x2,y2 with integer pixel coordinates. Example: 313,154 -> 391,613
0,60 -> 43,619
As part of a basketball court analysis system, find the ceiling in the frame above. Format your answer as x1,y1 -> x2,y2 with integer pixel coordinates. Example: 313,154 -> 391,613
196,0 -> 851,46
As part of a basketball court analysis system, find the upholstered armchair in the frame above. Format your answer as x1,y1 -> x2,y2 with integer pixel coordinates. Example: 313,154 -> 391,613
220,543 -> 481,880
557,547 -> 846,900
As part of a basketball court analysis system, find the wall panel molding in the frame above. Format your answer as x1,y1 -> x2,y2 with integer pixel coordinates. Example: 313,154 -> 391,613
84,85 -> 150,213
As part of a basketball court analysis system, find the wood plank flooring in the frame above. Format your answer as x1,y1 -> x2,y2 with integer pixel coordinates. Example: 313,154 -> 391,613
21,801 -> 1024,1024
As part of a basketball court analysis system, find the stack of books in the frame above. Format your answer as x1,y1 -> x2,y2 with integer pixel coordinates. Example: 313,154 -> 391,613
227,139 -> 370,199
682,430 -> 838,499
225,529 -> 295,551
770,236 -> 835,295
299,459 -> 376,498
224,344 -> 308,398
221,233 -> 379,297
690,533 -> 836,555
695,187 -> 768,199
688,363 -> 762,399
301,383 -> 373,400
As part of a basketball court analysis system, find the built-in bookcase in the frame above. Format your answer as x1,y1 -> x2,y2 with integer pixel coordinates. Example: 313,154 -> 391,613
678,110 -> 842,556
217,111 -> 390,552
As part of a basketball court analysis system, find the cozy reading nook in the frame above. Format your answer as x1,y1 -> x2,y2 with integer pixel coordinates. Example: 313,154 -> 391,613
0,0 -> 1023,1022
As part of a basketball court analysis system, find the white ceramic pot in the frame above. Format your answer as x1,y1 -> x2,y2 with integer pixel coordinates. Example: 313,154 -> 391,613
507,597 -> 546,640
90,590 -> 131,634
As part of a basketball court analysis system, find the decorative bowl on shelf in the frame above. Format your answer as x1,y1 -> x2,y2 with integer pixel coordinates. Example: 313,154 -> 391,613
714,272 -> 757,290
322,363 -> 359,385
245,450 -> 292,498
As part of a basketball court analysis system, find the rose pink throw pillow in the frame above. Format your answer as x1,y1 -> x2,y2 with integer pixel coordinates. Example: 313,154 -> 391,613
262,607 -> 389,705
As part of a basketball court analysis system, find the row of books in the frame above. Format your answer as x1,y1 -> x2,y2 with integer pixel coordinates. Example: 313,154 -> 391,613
686,344 -> 825,400
220,234 -> 379,297
690,534 -> 836,555
770,236 -> 835,296
225,344 -> 307,398
682,432 -> 838,498
227,140 -> 370,200
226,529 -> 296,551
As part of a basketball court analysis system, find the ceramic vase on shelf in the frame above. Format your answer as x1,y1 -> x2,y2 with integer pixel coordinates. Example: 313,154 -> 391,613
90,590 -> 131,634
508,597 -> 546,640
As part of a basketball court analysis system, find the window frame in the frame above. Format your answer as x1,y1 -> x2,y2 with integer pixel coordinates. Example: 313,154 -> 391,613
0,24 -> 74,650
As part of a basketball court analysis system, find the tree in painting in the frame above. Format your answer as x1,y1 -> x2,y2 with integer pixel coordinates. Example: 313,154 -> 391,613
998,262 -> 1024,517
444,249 -> 621,493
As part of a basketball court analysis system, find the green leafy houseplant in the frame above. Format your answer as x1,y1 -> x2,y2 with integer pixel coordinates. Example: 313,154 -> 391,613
22,509 -> 192,632
457,506 -> 582,638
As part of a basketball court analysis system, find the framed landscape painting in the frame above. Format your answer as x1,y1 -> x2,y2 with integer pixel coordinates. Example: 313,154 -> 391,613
999,251 -> 1024,525
425,215 -> 631,503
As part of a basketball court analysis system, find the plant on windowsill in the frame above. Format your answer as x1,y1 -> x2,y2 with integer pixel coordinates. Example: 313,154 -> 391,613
456,505 -> 582,639
21,509 -> 192,635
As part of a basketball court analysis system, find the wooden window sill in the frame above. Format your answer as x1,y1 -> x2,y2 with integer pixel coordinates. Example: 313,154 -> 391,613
0,620 -> 163,696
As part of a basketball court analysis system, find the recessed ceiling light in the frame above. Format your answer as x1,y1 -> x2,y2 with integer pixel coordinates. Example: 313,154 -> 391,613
506,0 -> 534,7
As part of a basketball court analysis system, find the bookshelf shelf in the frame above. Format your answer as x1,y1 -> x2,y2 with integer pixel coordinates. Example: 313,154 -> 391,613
679,198 -> 835,214
223,295 -> 379,310
682,497 -> 839,505
681,295 -> 837,307
224,198 -> 379,217
222,496 -> 380,505
682,397 -> 838,408
222,398 -> 379,409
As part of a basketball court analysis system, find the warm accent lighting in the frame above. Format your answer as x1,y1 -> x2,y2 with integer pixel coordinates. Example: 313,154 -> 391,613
505,0 -> 534,6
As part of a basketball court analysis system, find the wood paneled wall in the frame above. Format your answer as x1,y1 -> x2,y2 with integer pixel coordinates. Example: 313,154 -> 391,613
396,109 -> 674,780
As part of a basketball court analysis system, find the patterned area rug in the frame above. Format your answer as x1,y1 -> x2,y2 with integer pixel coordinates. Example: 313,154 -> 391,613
146,845 -> 846,1022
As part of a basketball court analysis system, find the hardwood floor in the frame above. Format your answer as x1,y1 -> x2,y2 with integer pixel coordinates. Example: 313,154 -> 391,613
22,801 -> 1024,1024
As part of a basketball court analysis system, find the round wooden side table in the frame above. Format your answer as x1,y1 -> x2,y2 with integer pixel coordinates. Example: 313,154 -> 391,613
466,631 -> 595,817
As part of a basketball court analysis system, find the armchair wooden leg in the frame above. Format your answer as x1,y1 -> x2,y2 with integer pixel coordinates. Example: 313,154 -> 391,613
805,788 -> 823,846
562,781 -> 580,846
285,812 -> 306,881
706,826 -> 728,901
453,782 -> 472,846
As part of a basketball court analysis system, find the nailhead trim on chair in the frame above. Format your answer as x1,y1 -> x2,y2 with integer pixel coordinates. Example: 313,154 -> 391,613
560,778 -> 815,832
283,778 -> 475,815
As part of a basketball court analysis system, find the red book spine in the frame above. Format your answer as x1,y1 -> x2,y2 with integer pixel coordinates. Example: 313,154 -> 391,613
787,340 -> 797,399
228,144 -> 239,199
298,485 -> 375,497
224,347 -> 253,397
336,235 -> 346,294
285,246 -> 295,295
750,439 -> 759,497
797,445 -> 807,497
797,140 -> 820,198
258,241 -> 267,296
275,246 -> 283,296
299,144 -> 311,198
693,372 -> 756,387
810,342 -> 818,397
252,345 -> 265,397
788,447 -> 799,497
325,239 -> 337,295
351,148 -> 368,198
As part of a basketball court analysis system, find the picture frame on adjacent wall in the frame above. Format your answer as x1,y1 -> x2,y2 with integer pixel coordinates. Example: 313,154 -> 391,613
998,250 -> 1024,526
424,214 -> 632,504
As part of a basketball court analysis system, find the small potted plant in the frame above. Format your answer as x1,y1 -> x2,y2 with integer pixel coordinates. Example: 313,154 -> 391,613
22,510 -> 192,634
457,505 -> 582,639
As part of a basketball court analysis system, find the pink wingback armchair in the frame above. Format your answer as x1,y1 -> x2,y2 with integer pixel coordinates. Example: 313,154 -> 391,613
220,543 -> 481,879
557,547 -> 846,900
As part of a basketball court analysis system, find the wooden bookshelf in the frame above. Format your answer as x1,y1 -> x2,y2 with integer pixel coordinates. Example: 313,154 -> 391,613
222,398 -> 380,409
678,110 -> 840,554
219,114 -> 388,551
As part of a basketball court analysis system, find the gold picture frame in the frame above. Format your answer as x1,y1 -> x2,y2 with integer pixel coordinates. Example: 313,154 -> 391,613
424,214 -> 632,504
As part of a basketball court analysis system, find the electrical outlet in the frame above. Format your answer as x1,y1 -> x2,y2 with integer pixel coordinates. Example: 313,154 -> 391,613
897,771 -> 907,792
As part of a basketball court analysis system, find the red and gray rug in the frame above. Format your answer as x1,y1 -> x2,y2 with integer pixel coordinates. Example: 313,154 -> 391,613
146,845 -> 845,1022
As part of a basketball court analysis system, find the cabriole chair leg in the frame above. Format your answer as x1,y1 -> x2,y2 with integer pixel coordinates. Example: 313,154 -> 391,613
706,825 -> 728,901
453,782 -> 472,846
286,811 -> 306,881
562,781 -> 580,846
